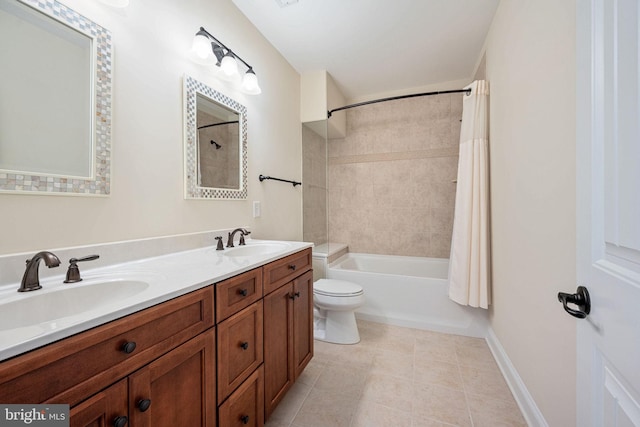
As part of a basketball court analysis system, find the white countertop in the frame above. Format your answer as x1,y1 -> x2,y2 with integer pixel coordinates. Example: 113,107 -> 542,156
0,239 -> 312,362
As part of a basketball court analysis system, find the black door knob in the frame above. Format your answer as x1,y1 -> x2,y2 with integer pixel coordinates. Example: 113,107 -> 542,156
113,416 -> 128,427
240,415 -> 250,424
238,288 -> 248,296
240,341 -> 249,350
137,399 -> 151,412
557,286 -> 591,319
121,341 -> 137,354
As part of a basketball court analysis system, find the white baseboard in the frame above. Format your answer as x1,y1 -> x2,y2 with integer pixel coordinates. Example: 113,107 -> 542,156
485,328 -> 549,427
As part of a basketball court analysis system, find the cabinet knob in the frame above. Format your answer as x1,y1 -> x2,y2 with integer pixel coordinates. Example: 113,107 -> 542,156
121,341 -> 137,354
137,399 -> 151,412
112,416 -> 128,427
240,415 -> 250,425
238,288 -> 248,297
240,341 -> 249,350
289,291 -> 300,300
288,264 -> 296,271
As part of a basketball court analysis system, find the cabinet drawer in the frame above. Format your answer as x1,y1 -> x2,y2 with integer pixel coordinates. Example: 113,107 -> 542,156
216,268 -> 263,323
263,248 -> 312,295
218,366 -> 264,427
217,301 -> 263,404
0,287 -> 214,407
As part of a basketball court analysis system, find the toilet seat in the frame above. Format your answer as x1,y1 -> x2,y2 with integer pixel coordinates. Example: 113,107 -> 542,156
314,279 -> 363,297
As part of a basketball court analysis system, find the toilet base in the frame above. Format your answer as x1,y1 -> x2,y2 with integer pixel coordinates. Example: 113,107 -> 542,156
313,309 -> 360,345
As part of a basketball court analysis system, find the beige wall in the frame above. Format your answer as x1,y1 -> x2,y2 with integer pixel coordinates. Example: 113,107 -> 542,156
484,1 -> 577,425
0,0 -> 302,255
327,94 -> 463,257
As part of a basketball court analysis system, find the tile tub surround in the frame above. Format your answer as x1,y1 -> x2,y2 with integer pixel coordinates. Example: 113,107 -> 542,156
327,93 -> 463,258
302,124 -> 328,246
0,231 -> 312,361
265,320 -> 526,427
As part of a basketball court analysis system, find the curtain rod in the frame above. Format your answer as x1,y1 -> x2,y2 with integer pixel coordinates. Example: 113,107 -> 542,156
197,120 -> 239,130
327,88 -> 471,118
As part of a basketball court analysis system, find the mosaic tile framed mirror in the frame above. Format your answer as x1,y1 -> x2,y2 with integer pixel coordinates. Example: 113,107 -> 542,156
183,75 -> 248,200
0,0 -> 112,195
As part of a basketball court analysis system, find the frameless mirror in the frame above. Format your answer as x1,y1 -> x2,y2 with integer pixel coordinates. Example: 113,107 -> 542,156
183,75 -> 247,199
0,0 -> 112,195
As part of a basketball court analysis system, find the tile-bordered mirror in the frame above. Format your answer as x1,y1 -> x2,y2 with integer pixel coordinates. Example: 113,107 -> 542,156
0,0 -> 112,195
183,75 -> 248,199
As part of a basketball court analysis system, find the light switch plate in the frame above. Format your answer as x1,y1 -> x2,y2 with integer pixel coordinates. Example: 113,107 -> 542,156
253,201 -> 261,218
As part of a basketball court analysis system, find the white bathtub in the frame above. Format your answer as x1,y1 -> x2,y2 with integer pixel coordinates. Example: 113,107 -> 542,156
327,253 -> 488,337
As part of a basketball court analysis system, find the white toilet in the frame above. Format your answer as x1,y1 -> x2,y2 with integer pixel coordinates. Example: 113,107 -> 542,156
313,279 -> 364,344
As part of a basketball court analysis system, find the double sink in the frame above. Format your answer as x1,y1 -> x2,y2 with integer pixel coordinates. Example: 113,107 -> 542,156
0,240 -> 301,361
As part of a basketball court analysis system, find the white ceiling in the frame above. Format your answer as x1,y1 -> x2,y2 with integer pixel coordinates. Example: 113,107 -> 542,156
232,0 -> 499,101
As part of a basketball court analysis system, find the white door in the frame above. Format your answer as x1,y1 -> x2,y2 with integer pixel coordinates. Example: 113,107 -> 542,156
576,0 -> 640,425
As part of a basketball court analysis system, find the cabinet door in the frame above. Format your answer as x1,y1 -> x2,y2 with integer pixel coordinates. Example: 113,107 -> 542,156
217,301 -> 264,403
70,379 -> 128,427
293,270 -> 313,379
263,283 -> 294,420
128,329 -> 216,427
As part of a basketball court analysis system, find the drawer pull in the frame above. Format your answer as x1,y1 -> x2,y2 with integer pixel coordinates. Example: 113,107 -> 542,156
238,288 -> 248,297
288,264 -> 296,271
121,341 -> 137,354
137,399 -> 151,412
240,415 -> 250,425
113,416 -> 128,427
240,341 -> 249,350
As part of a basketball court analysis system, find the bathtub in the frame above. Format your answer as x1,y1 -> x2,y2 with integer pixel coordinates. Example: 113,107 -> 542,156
327,253 -> 488,337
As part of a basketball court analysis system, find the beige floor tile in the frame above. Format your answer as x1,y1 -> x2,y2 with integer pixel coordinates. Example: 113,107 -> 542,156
351,399 -> 412,427
296,358 -> 325,387
411,383 -> 472,427
266,381 -> 312,427
411,417 -> 452,427
371,349 -> 414,379
455,339 -> 498,371
415,335 -> 458,363
313,362 -> 369,397
467,392 -> 527,427
292,388 -> 358,427
361,373 -> 414,411
413,359 -> 464,390
459,364 -> 514,402
271,323 -> 526,427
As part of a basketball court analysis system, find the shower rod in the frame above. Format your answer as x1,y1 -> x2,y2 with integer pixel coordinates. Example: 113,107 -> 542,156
197,120 -> 239,130
327,88 -> 471,118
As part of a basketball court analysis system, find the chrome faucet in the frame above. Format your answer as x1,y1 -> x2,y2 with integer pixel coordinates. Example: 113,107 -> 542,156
19,251 -> 61,292
226,228 -> 251,248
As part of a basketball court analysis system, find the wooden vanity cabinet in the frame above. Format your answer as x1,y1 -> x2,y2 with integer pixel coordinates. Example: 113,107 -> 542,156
263,267 -> 313,420
0,287 -> 216,427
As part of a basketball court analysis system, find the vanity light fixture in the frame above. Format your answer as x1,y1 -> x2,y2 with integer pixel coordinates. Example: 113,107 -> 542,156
190,27 -> 262,95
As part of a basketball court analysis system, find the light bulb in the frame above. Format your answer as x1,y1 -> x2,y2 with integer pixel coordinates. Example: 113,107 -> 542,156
220,53 -> 239,77
242,69 -> 261,94
192,32 -> 211,59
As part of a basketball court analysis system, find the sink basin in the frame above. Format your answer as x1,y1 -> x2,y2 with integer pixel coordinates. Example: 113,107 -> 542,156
224,243 -> 289,258
0,278 -> 150,331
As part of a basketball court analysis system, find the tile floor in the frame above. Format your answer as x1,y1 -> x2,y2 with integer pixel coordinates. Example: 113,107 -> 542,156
265,320 -> 527,427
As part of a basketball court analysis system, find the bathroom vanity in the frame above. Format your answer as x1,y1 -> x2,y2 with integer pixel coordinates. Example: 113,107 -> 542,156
0,242 -> 313,427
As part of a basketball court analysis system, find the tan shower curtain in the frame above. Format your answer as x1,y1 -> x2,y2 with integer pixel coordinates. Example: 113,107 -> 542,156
448,80 -> 491,309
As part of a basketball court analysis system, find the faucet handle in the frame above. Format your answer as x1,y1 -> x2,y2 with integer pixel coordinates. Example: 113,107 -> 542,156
239,230 -> 251,246
215,236 -> 224,251
64,254 -> 99,283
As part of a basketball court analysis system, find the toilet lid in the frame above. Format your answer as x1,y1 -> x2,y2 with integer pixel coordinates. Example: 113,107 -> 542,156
314,279 -> 363,297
